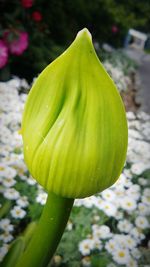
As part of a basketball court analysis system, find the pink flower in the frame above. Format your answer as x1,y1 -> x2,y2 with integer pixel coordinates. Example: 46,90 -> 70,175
0,40 -> 8,69
32,11 -> 42,22
21,0 -> 33,8
4,31 -> 29,56
111,25 -> 118,34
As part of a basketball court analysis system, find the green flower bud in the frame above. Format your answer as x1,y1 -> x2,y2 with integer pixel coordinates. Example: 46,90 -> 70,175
22,28 -> 128,198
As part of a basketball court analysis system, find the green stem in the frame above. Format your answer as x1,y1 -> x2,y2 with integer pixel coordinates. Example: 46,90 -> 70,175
0,200 -> 11,219
23,221 -> 37,248
15,192 -> 74,267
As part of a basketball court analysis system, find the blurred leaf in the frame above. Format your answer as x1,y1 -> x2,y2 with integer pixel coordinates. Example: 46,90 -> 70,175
28,202 -> 43,221
91,254 -> 111,267
0,200 -> 12,219
14,178 -> 37,200
0,237 -> 25,267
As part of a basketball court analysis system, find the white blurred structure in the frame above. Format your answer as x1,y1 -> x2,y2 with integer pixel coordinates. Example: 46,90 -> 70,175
124,29 -> 148,50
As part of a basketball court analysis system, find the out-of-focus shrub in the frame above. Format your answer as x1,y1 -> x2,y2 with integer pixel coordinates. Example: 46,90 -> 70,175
0,0 -> 149,81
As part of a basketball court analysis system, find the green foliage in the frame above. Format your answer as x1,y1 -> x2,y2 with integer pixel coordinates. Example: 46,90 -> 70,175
1,237 -> 25,267
91,254 -> 111,267
0,201 -> 12,219
56,207 -> 92,263
28,202 -> 43,221
55,206 -> 111,266
0,0 -> 149,81
14,177 -> 37,200
139,248 -> 150,266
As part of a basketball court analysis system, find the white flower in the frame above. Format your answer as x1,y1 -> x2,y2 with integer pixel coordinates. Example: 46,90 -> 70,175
141,195 -> 150,205
114,187 -> 125,198
0,218 -> 14,232
143,188 -> 150,197
66,220 -> 73,231
135,216 -> 149,229
0,244 -> 9,262
131,162 -> 150,175
92,237 -> 102,250
16,196 -> 29,208
79,239 -> 94,256
105,239 -> 118,253
143,126 -> 150,140
10,206 -> 26,219
0,145 -> 10,157
2,177 -> 16,187
115,211 -> 124,220
74,199 -> 84,207
0,165 -> 17,179
123,178 -> 133,188
129,129 -> 142,140
100,201 -> 117,217
134,140 -> 150,159
0,231 -> 13,243
113,248 -> 131,265
19,175 -> 28,181
81,256 -> 91,266
127,147 -> 141,164
138,177 -> 148,186
113,234 -> 128,249
124,235 -> 137,249
130,227 -> 145,243
137,111 -> 150,121
93,196 -> 103,207
93,215 -> 100,222
92,225 -> 112,239
131,248 -> 141,260
3,188 -> 20,200
128,184 -> 140,192
114,173 -> 127,187
126,188 -> 140,201
138,202 -> 150,216
120,197 -> 137,211
127,112 -> 136,120
13,161 -> 27,175
26,176 -> 36,185
53,255 -> 62,265
117,219 -> 133,233
123,169 -> 132,178
0,163 -> 8,177
82,197 -> 94,208
36,192 -> 47,205
127,258 -> 138,267
101,189 -> 116,201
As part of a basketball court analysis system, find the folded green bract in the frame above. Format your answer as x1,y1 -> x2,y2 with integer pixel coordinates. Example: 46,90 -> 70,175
22,28 -> 128,198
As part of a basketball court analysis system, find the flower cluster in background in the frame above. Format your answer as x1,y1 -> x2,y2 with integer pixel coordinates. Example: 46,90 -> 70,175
0,0 -> 55,81
0,0 -> 40,71
101,50 -> 137,92
0,76 -> 150,266
4,30 -> 28,56
0,31 -> 29,71
0,0 -> 149,81
0,0 -> 43,70
104,60 -> 131,92
0,41 -> 8,69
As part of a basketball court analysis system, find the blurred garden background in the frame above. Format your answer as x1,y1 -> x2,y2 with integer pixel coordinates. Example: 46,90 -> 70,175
0,0 -> 150,266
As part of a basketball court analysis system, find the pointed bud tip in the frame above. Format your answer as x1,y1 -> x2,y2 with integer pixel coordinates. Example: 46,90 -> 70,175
76,28 -> 92,40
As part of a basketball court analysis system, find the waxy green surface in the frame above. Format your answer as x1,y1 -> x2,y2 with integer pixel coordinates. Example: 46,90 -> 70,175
22,28 -> 128,198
